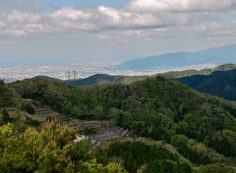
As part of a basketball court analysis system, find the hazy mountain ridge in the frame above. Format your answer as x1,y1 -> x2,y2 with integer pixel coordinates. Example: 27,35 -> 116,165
117,44 -> 236,70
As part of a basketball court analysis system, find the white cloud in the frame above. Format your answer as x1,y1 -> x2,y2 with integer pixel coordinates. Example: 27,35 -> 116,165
0,0 -> 235,42
0,22 -> 6,29
7,10 -> 41,23
191,22 -> 222,33
49,8 -> 93,21
97,28 -> 167,43
0,6 -> 187,37
0,10 -> 44,37
127,0 -> 236,12
6,28 -> 27,36
48,6 -> 190,32
48,8 -> 95,31
25,23 -> 45,32
97,6 -> 161,29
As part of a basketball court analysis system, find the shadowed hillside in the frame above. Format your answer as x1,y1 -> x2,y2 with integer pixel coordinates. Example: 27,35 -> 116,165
178,68 -> 236,101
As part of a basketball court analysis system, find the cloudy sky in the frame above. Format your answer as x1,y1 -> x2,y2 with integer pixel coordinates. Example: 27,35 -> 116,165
0,0 -> 236,65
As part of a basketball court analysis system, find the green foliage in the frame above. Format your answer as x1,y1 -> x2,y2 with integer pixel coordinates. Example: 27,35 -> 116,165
0,123 -> 13,139
194,164 -> 236,173
79,160 -> 128,173
96,141 -> 192,173
145,159 -> 192,173
13,78 -> 83,117
0,80 -> 21,108
208,130 -> 236,157
26,118 -> 40,127
171,135 -> 225,165
0,123 -> 127,173
2,109 -> 12,124
21,103 -> 35,114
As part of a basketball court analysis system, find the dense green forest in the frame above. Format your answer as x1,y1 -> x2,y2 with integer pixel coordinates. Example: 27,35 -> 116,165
7,75 -> 236,172
0,122 -> 127,172
1,72 -> 236,172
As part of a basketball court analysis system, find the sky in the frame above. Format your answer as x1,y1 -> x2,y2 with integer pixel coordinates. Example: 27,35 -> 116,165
0,0 -> 236,65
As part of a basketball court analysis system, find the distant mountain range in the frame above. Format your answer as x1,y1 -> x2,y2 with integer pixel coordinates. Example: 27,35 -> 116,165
116,44 -> 236,70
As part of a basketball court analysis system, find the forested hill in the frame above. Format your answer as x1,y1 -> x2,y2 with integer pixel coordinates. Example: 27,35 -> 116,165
12,76 -> 236,158
67,74 -> 147,86
178,68 -> 236,101
3,73 -> 236,173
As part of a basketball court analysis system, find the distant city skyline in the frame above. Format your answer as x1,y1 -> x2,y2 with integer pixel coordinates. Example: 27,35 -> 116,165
0,0 -> 236,64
